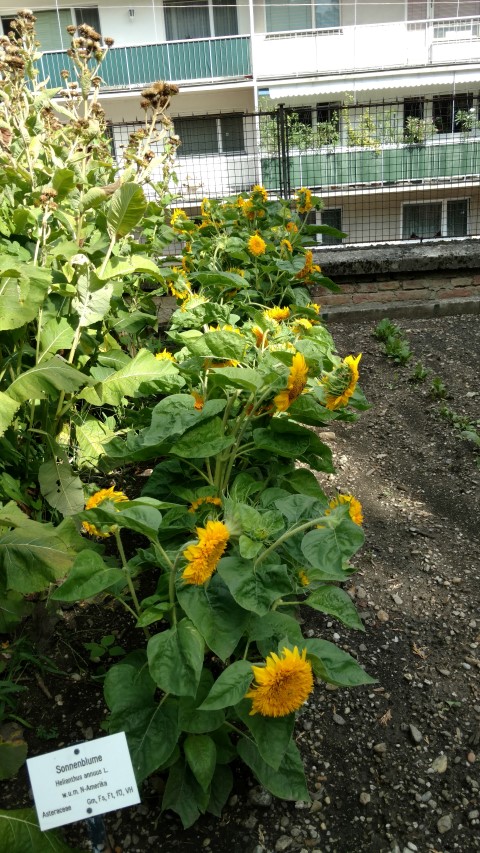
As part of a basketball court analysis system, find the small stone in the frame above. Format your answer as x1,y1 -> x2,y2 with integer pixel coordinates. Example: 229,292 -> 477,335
310,800 -> 323,814
373,742 -> 387,754
468,810 -> 479,820
437,814 -> 453,834
377,610 -> 389,622
248,786 -> 272,807
333,713 -> 346,726
407,844 -> 418,851
275,836 -> 293,852
356,587 -> 367,599
409,724 -> 423,744
467,752 -> 476,764
84,726 -> 93,740
244,815 -> 257,829
391,593 -> 403,606
430,754 -> 448,774
359,792 -> 371,805
70,673 -> 81,681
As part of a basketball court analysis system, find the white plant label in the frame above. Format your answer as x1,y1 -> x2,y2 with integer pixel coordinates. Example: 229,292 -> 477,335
26,732 -> 140,831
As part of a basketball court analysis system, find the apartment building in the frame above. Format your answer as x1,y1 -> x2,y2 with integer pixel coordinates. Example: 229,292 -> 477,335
3,1 -> 480,243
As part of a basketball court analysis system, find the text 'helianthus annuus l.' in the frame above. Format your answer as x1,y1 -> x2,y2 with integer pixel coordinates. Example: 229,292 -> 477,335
82,486 -> 128,537
182,519 -> 230,585
323,353 -> 361,410
246,647 -> 314,717
274,351 -> 309,412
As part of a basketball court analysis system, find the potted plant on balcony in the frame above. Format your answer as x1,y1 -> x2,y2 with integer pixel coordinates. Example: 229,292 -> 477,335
403,116 -> 437,146
455,108 -> 480,138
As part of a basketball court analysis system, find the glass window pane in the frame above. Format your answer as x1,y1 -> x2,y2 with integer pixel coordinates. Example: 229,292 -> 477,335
74,7 -> 101,33
221,115 -> 244,152
321,208 -> 343,244
266,0 -> 310,33
315,0 -> 339,28
4,9 -> 73,50
403,203 -> 442,238
213,0 -> 238,36
174,117 -> 218,155
403,97 -> 424,128
164,0 -> 210,41
447,199 -> 468,236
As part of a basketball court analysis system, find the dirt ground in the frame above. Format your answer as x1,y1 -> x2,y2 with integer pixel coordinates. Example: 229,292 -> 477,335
5,312 -> 480,853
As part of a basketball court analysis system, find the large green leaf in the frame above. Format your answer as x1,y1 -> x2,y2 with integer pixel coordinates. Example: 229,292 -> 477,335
177,574 -> 250,661
207,764 -> 233,817
96,254 -> 163,282
107,183 -> 147,238
236,700 -> 295,771
199,660 -> 253,711
203,331 -> 246,362
50,551 -> 125,602
0,393 -> 20,438
0,724 -> 27,780
304,638 -> 376,687
0,264 -> 51,331
305,586 -> 364,631
141,396 -> 225,448
0,809 -> 83,852
170,417 -> 233,459
38,318 -> 75,362
80,348 -> 182,406
38,457 -> 84,517
247,611 -> 304,658
207,367 -> 263,392
82,503 -> 163,540
162,759 -> 207,829
104,652 -> 155,717
147,618 -> 204,697
237,739 -> 309,801
75,417 -> 116,468
301,513 -> 365,576
5,356 -> 85,404
218,557 -> 291,616
0,522 -> 74,593
72,276 -> 113,328
178,670 -> 225,734
184,734 -> 216,792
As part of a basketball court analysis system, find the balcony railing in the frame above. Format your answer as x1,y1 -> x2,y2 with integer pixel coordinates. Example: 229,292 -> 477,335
38,35 -> 251,90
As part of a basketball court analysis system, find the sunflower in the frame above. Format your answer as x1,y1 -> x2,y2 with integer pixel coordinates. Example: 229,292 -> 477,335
327,494 -> 363,526
292,318 -> 313,334
191,390 -> 204,410
298,570 -> 310,587
286,221 -> 298,234
296,250 -> 314,280
307,301 -> 320,314
82,486 -> 128,538
264,306 -> 290,322
245,646 -> 314,717
155,349 -> 175,361
250,184 -> 268,202
280,238 -> 293,253
252,326 -> 267,348
188,496 -> 222,513
182,519 -> 230,585
170,208 -> 188,230
248,234 -> 266,256
323,354 -> 362,410
295,187 -> 313,214
274,352 -> 309,412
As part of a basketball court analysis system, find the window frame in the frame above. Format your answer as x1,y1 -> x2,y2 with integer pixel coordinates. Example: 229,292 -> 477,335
174,114 -> 245,157
163,0 -> 238,41
401,198 -> 469,239
265,0 -> 340,34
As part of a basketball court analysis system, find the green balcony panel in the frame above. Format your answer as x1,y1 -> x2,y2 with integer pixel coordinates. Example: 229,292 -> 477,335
38,36 -> 251,90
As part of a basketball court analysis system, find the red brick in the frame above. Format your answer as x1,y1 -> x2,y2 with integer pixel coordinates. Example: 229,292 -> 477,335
437,287 -> 475,299
450,276 -> 473,288
352,291 -> 398,304
320,294 -> 353,306
395,289 -> 434,301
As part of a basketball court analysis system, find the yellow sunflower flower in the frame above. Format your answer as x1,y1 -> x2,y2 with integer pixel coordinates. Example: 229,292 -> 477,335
191,391 -> 204,410
252,326 -> 268,348
182,519 -> 230,585
245,646 -> 314,717
296,250 -> 314,280
155,349 -> 175,361
250,184 -> 268,202
307,301 -> 320,314
188,496 -> 222,513
274,352 -> 309,412
170,208 -> 188,230
286,221 -> 298,234
264,306 -> 290,322
82,486 -> 128,538
323,354 -> 362,410
327,494 -> 363,526
248,234 -> 266,256
292,318 -> 313,334
280,238 -> 293,253
298,570 -> 310,587
295,187 -> 313,214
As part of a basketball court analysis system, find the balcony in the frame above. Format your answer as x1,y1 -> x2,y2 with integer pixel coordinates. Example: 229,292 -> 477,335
261,138 -> 480,192
37,35 -> 252,90
254,17 -> 480,84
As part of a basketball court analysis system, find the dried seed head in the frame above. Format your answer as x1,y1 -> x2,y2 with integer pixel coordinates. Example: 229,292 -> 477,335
104,36 -> 114,47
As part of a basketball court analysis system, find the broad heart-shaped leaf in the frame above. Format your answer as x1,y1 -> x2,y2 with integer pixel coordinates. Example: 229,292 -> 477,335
199,660 -> 253,711
52,167 -> 76,198
38,458 -> 84,517
170,417 -> 234,459
0,589 -> 32,632
38,317 -> 75,362
253,427 -> 310,459
203,331 -> 247,362
84,503 -> 163,539
184,734 -> 217,792
162,758 -> 208,828
207,367 -> 263,392
287,393 -> 337,426
304,638 -> 376,687
0,393 -> 19,438
147,618 -> 204,697
247,611 -> 304,658
236,504 -> 284,540
236,700 -> 295,771
0,522 -> 74,593
75,416 -> 116,468
0,808 -> 83,852
107,182 -> 147,238
80,348 -> 182,406
301,513 -> 365,576
207,764 -> 233,817
5,356 -> 85,404
305,586 -> 365,631
218,557 -> 292,616
96,253 -> 163,282
50,551 -> 125,602
274,494 -> 325,524
0,723 -> 27,780
72,276 -> 113,328
281,468 -> 328,500
177,574 -> 250,661
237,738 -> 309,802
104,651 -> 155,717
142,395 -> 226,449
0,264 -> 50,331
178,669 -> 225,734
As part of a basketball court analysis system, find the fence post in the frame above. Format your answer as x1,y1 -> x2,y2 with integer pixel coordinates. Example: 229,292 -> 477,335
277,103 -> 290,200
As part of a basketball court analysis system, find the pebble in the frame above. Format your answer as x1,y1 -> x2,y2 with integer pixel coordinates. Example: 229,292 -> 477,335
373,742 -> 387,754
430,754 -> 448,774
275,836 -> 293,852
467,751 -> 476,763
377,610 -> 389,622
244,815 -> 258,829
437,814 -> 453,833
333,714 -> 346,726
359,792 -> 371,805
409,724 -> 422,744
248,786 -> 273,807
391,593 -> 403,606
468,810 -> 479,821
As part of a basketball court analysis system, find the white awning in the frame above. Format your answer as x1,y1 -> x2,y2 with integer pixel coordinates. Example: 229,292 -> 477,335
267,66 -> 480,98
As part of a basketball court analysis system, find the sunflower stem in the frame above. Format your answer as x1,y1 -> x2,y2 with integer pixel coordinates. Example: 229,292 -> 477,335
254,514 -> 328,567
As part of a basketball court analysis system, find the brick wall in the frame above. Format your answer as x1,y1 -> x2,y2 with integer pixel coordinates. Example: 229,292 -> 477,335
313,272 -> 480,310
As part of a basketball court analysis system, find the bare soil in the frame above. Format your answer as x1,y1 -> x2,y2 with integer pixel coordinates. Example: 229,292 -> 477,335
4,313 -> 480,853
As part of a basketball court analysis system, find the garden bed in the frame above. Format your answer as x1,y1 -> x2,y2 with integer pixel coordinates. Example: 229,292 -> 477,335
5,312 -> 480,853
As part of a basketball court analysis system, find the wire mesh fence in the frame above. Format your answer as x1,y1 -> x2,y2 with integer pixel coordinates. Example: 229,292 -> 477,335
111,96 -> 480,245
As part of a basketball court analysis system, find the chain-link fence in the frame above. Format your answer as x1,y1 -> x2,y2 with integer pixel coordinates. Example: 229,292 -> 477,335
111,97 -> 480,245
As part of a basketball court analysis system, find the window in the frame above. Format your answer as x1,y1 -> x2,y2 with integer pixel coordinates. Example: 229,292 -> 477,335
265,0 -> 339,33
174,115 -> 244,155
433,93 -> 474,133
285,107 -> 313,128
317,102 -> 340,135
2,7 -> 101,50
321,209 -> 343,244
402,200 -> 468,238
407,0 -> 480,20
164,0 -> 237,41
74,7 -> 101,33
403,97 -> 424,129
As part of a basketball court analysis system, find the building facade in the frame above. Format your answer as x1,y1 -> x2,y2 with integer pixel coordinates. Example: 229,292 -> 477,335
3,1 -> 480,243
